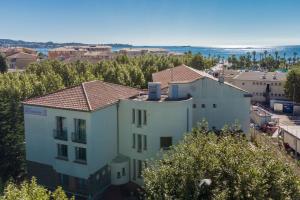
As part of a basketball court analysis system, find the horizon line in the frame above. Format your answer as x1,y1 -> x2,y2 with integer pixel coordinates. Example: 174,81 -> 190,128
1,38 -> 300,49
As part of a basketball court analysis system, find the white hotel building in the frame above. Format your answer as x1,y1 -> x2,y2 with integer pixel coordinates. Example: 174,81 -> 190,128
23,65 -> 251,199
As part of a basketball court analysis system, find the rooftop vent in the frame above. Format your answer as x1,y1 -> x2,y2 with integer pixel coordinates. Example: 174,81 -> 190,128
273,74 -> 277,80
148,82 -> 161,100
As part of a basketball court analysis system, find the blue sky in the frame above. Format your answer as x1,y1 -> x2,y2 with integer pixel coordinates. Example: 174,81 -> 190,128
1,0 -> 300,46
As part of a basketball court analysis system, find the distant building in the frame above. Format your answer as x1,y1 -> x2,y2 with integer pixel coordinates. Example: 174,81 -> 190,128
118,48 -> 168,56
48,45 -> 113,62
231,71 -> 287,103
6,51 -> 38,70
0,47 -> 38,70
23,65 -> 250,199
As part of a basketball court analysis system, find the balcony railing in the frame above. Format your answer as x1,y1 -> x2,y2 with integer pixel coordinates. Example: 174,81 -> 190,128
72,131 -> 86,144
53,129 -> 68,141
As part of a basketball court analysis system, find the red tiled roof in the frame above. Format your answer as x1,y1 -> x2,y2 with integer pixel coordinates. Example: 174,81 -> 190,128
23,81 -> 140,111
152,64 -> 204,88
152,64 -> 249,93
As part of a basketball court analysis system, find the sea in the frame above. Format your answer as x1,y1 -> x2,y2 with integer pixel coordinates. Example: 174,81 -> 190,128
36,45 -> 300,59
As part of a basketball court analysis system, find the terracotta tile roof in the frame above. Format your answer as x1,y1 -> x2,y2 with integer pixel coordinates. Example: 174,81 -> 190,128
23,81 -> 140,111
152,64 -> 204,88
152,64 -> 249,93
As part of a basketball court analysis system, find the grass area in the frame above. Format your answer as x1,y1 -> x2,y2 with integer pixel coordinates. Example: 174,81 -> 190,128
251,128 -> 300,178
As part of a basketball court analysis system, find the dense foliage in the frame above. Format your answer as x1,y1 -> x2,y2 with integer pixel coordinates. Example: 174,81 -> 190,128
0,177 -> 74,200
285,64 -> 300,102
0,54 -> 215,184
143,127 -> 300,199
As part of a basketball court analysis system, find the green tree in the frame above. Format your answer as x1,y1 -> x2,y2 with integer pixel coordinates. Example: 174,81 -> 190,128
0,55 -> 8,73
285,66 -> 300,102
143,127 -> 300,199
0,177 -> 74,200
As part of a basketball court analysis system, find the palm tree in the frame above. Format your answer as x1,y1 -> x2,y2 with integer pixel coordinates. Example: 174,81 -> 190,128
264,50 -> 268,59
288,57 -> 292,65
275,51 -> 279,61
293,52 -> 298,64
252,51 -> 256,65
274,51 -> 279,67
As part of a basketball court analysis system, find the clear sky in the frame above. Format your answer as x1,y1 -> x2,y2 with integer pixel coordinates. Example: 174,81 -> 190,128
1,0 -> 300,46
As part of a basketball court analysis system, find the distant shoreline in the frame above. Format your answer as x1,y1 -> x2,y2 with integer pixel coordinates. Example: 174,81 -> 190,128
1,39 -> 300,58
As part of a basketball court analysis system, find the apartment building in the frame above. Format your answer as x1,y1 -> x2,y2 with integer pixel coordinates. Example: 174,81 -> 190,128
231,71 -> 287,103
23,65 -> 251,199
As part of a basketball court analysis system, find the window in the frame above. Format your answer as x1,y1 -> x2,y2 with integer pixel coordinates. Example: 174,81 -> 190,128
271,93 -> 273,96
75,178 -> 87,191
122,168 -> 126,176
132,133 -> 136,148
278,94 -> 281,97
160,137 -> 172,150
137,110 -> 142,127
143,110 -> 147,125
73,119 -> 86,144
279,83 -> 281,86
253,82 -> 255,85
193,104 -> 197,108
138,160 -> 142,178
274,93 -> 277,96
58,173 -> 69,187
213,104 -> 217,108
201,104 -> 205,108
133,159 -> 136,180
275,83 -> 277,86
242,82 -> 245,85
259,82 -> 262,85
57,144 -> 68,159
117,172 -> 121,179
75,147 -> 86,163
56,116 -> 64,132
271,83 -> 273,86
137,134 -> 142,152
264,82 -> 266,85
54,117 -> 67,140
132,109 -> 135,124
143,135 -> 147,150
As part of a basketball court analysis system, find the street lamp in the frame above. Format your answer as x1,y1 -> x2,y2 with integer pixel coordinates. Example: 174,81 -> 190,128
293,83 -> 296,116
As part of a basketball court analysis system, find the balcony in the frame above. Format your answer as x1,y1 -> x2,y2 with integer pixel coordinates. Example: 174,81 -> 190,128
72,131 -> 86,144
53,129 -> 68,141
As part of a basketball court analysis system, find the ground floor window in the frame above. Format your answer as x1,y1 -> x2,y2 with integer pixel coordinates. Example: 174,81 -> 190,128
75,177 -> 87,191
133,159 -> 136,180
137,160 -> 143,178
58,173 -> 69,187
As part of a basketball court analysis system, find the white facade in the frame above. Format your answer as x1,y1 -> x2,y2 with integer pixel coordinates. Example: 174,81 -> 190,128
24,105 -> 117,180
119,96 -> 193,185
24,76 -> 251,197
168,77 -> 250,133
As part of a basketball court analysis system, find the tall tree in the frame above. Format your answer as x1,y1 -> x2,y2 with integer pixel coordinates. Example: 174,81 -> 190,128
0,55 -> 8,73
285,67 -> 300,102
